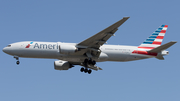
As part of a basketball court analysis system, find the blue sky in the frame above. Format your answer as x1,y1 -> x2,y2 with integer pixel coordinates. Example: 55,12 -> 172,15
0,0 -> 179,101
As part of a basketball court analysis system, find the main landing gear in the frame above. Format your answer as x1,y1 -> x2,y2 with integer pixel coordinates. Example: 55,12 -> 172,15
14,56 -> 20,65
80,58 -> 96,74
83,58 -> 96,67
80,67 -> 92,74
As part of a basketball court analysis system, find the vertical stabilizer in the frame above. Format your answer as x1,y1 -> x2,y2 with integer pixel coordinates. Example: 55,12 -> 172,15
138,25 -> 168,49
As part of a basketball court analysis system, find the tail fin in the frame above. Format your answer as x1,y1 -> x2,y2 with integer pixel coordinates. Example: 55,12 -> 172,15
138,25 -> 168,49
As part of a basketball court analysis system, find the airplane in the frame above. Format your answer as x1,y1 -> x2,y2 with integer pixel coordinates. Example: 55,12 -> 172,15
2,17 -> 177,74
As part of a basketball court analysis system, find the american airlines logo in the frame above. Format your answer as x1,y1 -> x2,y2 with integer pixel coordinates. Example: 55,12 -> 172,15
25,42 -> 33,48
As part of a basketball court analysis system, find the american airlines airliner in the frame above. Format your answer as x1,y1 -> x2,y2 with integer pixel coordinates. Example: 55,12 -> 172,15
2,17 -> 177,74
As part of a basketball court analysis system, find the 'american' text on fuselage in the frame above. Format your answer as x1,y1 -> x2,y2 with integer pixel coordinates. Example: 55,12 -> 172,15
34,43 -> 58,49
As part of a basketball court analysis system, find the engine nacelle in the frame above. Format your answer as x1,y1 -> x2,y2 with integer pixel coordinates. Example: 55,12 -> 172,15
54,60 -> 72,70
59,44 -> 77,54
98,52 -> 108,61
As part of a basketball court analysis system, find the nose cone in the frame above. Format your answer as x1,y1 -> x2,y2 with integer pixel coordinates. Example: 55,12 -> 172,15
2,47 -> 8,53
2,47 -> 13,55
3,43 -> 22,56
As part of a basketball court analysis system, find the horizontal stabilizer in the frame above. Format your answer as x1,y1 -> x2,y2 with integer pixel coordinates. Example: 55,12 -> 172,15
149,41 -> 177,53
156,55 -> 164,60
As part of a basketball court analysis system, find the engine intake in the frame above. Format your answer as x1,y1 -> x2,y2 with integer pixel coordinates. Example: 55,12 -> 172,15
54,60 -> 72,70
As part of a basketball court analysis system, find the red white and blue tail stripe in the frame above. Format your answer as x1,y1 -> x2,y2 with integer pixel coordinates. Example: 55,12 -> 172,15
138,25 -> 168,49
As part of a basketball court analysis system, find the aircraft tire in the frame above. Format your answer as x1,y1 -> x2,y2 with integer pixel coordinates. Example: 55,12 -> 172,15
88,69 -> 92,74
88,60 -> 92,64
84,59 -> 88,63
16,61 -> 20,65
80,67 -> 84,72
84,68 -> 88,73
92,61 -> 96,65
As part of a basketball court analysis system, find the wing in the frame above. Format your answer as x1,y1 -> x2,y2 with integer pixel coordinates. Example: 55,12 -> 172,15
77,17 -> 130,49
70,17 -> 130,71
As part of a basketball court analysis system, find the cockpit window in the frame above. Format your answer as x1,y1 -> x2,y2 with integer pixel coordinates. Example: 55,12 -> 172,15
7,45 -> 11,47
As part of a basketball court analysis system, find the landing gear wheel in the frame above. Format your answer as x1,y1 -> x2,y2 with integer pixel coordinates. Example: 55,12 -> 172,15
16,61 -> 20,65
92,60 -> 96,65
88,60 -> 92,64
84,59 -> 88,63
88,69 -> 92,74
80,68 -> 84,72
84,58 -> 96,65
84,68 -> 88,73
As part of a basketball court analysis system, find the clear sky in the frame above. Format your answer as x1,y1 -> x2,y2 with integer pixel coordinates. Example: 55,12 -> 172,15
0,0 -> 179,101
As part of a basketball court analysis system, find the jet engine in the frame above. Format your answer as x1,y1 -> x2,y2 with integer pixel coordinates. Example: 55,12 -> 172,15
59,44 -> 77,54
54,60 -> 72,70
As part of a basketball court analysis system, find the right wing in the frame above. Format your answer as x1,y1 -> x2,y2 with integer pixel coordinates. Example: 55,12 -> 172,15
77,17 -> 130,49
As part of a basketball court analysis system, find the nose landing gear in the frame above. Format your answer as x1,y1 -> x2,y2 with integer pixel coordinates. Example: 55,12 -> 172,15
14,56 -> 20,65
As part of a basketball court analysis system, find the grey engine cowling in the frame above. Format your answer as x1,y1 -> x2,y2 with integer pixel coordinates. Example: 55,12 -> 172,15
54,60 -> 72,70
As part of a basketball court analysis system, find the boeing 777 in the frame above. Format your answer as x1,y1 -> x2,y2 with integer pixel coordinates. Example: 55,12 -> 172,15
2,17 -> 177,74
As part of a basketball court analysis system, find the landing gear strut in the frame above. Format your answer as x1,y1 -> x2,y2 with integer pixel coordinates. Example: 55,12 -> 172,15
14,56 -> 20,65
